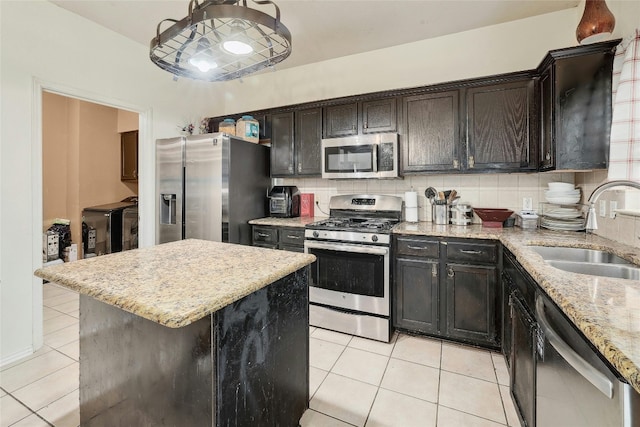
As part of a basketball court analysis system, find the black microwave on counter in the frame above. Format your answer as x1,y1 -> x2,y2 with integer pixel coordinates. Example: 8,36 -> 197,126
268,186 -> 300,218
321,133 -> 399,179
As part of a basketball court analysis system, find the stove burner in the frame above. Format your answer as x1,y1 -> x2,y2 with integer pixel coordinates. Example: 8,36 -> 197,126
308,217 -> 397,233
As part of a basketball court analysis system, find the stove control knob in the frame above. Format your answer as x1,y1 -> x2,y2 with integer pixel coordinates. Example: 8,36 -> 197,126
371,235 -> 378,242
313,231 -> 319,238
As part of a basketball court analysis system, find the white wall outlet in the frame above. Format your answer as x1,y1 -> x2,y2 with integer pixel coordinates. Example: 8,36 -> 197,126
522,197 -> 533,211
599,200 -> 607,217
609,200 -> 618,219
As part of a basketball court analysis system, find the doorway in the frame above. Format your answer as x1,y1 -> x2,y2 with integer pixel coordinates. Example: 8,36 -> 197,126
31,80 -> 152,352
41,91 -> 139,260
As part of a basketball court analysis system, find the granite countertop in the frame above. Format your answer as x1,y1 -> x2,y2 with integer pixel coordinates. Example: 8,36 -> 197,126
34,239 -> 316,329
394,222 -> 640,394
248,216 -> 325,227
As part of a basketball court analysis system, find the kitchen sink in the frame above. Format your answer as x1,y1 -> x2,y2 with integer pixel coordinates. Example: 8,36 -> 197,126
529,246 -> 631,265
545,260 -> 640,280
529,245 -> 640,280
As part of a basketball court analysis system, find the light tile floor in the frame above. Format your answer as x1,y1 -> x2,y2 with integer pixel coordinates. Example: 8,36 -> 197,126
1,283 -> 520,427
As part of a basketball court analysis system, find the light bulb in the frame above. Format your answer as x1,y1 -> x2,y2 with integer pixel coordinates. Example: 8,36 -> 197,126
189,37 -> 217,72
189,57 -> 217,72
222,40 -> 253,55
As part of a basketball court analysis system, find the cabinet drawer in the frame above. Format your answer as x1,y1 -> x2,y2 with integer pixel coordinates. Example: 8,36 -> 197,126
280,228 -> 305,246
395,237 -> 439,258
447,241 -> 497,264
253,227 -> 277,245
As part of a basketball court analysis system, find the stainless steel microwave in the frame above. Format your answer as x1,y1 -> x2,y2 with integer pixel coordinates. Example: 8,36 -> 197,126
321,133 -> 399,179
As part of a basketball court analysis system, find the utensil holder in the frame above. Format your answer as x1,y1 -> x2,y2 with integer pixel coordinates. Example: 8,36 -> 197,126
432,203 -> 449,225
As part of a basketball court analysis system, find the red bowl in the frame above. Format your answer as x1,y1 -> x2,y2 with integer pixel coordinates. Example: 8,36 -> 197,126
473,208 -> 514,228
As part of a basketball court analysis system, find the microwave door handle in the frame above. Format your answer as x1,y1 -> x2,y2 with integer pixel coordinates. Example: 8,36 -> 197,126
372,145 -> 378,172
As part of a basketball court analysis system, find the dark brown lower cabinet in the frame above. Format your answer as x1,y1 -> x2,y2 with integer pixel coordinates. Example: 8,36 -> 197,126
444,263 -> 498,346
510,293 -> 536,427
393,236 -> 500,349
251,225 -> 305,252
395,257 -> 439,334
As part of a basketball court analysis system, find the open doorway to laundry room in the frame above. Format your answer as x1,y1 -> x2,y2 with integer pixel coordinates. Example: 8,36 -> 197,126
41,91 -> 140,263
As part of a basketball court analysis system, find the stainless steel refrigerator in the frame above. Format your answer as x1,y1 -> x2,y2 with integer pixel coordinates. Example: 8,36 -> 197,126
156,133 -> 270,245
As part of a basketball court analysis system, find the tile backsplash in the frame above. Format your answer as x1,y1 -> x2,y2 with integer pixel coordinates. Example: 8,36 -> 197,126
575,171 -> 640,249
276,171 -> 640,250
276,172 -> 575,222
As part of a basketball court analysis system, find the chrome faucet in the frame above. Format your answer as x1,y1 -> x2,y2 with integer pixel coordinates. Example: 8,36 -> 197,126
585,180 -> 640,233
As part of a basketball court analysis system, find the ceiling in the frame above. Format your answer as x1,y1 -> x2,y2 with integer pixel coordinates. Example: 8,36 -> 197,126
50,0 -> 581,71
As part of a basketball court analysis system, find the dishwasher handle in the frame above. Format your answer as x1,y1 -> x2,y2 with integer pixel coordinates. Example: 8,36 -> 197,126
535,296 -> 614,399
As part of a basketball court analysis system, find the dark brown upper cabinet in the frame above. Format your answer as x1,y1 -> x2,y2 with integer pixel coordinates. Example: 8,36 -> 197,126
294,107 -> 322,176
537,40 -> 618,171
270,108 -> 322,178
466,78 -> 537,172
323,102 -> 358,138
362,98 -> 397,134
401,90 -> 460,173
121,130 -> 138,181
270,112 -> 295,176
324,98 -> 397,138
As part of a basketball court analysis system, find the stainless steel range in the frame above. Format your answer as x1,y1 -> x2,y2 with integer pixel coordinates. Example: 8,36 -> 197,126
304,194 -> 403,342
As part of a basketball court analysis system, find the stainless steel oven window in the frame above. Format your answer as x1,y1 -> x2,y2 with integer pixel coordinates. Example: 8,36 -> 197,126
304,240 -> 389,316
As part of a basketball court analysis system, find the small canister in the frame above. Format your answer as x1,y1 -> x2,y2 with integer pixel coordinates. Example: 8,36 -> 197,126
236,115 -> 259,143
449,203 -> 473,226
219,118 -> 236,135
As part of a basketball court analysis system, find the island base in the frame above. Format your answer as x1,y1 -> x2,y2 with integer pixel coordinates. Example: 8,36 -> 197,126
79,268 -> 310,426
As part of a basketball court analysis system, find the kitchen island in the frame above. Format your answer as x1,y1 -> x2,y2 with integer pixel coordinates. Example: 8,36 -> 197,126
34,239 -> 316,427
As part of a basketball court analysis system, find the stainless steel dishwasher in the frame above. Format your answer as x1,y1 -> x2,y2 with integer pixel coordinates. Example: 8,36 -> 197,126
536,292 -> 640,427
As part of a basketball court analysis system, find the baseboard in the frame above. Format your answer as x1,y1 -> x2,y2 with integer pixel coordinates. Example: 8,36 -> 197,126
0,347 -> 35,369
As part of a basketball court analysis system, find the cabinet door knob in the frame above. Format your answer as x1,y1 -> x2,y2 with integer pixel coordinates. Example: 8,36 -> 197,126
453,159 -> 459,169
432,264 -> 438,278
298,163 -> 302,173
468,156 -> 475,169
545,152 -> 551,161
447,267 -> 455,278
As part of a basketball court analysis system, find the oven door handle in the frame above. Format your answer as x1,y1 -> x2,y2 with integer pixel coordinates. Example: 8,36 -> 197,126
304,240 -> 389,256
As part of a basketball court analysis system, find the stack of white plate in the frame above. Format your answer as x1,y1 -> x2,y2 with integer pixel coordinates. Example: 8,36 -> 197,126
544,182 -> 581,205
540,206 -> 585,231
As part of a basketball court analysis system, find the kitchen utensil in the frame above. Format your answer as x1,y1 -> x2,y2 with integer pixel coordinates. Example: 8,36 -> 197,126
438,191 -> 445,201
447,190 -> 457,203
425,187 -> 437,200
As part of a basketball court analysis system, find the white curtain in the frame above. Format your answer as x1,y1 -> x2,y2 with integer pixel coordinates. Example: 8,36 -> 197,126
608,29 -> 640,182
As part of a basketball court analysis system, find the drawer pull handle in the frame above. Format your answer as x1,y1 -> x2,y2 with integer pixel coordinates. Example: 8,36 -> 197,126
460,249 -> 483,255
257,233 -> 270,238
407,245 -> 431,250
286,235 -> 301,239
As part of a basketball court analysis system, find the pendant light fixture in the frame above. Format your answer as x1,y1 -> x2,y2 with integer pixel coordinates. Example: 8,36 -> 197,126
150,0 -> 292,82
576,0 -> 615,45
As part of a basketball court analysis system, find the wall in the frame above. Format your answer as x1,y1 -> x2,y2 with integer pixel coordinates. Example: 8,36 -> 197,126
117,109 -> 139,133
43,93 -> 138,252
0,0 -> 223,365
575,172 -> 640,249
208,8 -> 579,118
42,93 -> 72,228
